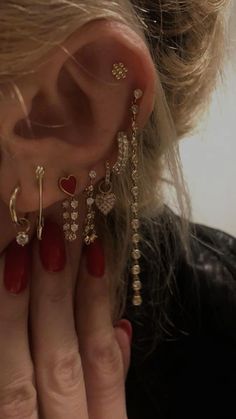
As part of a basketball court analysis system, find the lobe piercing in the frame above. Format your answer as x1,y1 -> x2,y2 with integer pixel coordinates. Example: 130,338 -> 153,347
9,186 -> 31,246
58,175 -> 79,242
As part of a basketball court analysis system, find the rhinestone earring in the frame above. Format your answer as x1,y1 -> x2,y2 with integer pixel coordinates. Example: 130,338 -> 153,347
112,62 -> 128,80
9,186 -> 31,246
130,88 -> 143,306
95,161 -> 116,216
35,166 -> 45,240
83,170 -> 98,245
58,175 -> 79,242
112,132 -> 129,175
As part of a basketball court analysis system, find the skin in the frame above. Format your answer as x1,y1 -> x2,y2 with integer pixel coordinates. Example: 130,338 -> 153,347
0,19 -> 156,418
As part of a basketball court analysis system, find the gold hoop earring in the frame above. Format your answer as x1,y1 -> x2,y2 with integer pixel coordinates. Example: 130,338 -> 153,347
9,186 -> 31,246
36,166 -> 45,240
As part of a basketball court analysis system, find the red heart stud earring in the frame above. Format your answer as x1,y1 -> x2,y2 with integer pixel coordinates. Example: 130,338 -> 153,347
58,174 -> 79,242
59,175 -> 77,197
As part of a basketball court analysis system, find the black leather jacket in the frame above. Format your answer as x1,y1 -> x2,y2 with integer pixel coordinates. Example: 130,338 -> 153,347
124,209 -> 236,419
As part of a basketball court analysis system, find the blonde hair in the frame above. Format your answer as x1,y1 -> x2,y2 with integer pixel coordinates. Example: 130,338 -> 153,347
0,0 -> 229,332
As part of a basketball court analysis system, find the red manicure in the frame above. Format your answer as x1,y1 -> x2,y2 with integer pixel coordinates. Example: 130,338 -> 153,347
4,241 -> 31,294
85,239 -> 105,278
39,221 -> 66,272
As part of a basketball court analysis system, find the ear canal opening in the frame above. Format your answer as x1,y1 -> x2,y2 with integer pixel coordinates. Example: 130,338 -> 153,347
14,64 -> 93,143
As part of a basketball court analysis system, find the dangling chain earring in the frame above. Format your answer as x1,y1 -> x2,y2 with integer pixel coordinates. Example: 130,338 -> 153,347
83,170 -> 98,245
95,161 -> 116,216
58,175 -> 79,242
112,132 -> 129,175
9,186 -> 31,246
130,88 -> 143,306
35,166 -> 45,240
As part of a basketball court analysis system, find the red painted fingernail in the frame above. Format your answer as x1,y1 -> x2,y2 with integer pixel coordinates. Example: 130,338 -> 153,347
39,221 -> 66,272
4,241 -> 31,294
85,239 -> 105,278
115,319 -> 133,346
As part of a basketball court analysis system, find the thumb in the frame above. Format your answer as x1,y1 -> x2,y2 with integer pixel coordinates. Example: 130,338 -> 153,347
114,319 -> 132,379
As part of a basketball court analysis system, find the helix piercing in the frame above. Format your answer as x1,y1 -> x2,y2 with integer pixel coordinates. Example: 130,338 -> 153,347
112,63 -> 128,80
130,88 -> 144,306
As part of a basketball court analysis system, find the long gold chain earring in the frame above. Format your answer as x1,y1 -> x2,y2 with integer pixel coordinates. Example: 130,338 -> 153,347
95,161 -> 116,216
9,186 -> 31,246
83,170 -> 98,245
58,175 -> 79,242
35,166 -> 45,240
130,88 -> 143,306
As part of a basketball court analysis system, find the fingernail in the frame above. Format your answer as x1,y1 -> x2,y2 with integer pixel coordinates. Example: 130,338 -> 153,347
115,319 -> 133,346
4,241 -> 31,294
84,239 -> 105,278
39,221 -> 66,272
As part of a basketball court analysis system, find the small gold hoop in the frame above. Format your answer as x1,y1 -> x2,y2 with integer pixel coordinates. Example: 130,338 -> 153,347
98,161 -> 112,194
10,186 -> 20,225
9,186 -> 31,246
98,180 -> 112,195
9,186 -> 30,231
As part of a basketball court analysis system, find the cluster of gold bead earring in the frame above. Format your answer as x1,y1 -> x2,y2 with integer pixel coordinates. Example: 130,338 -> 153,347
112,62 -> 128,81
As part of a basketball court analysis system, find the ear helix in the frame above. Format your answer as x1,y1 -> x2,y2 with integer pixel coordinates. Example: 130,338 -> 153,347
7,58 -> 144,308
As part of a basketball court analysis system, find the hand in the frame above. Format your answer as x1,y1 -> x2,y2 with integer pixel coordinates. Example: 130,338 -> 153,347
0,219 -> 132,419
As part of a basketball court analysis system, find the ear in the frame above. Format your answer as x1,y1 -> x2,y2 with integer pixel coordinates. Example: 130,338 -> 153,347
0,19 -> 156,212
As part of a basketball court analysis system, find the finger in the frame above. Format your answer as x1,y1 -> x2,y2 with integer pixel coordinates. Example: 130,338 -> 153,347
114,319 -> 132,379
0,199 -> 15,252
30,220 -> 88,419
76,239 -> 130,419
0,241 -> 38,418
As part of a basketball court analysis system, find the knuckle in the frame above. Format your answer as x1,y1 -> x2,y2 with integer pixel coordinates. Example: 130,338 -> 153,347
42,350 -> 83,394
44,281 -> 71,304
0,380 -> 37,418
86,336 -> 123,376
